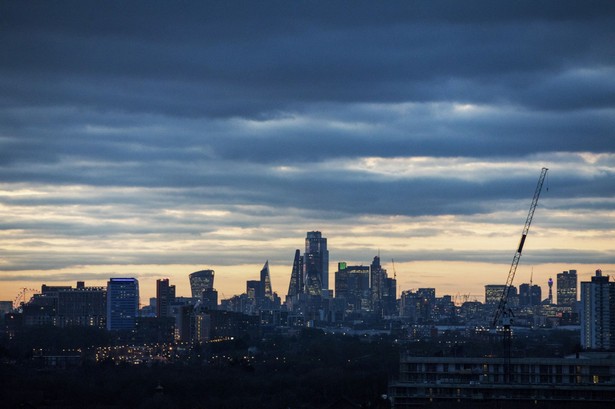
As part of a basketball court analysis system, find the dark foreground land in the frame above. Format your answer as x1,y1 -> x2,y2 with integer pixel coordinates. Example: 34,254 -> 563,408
0,326 -> 585,408
0,328 -> 398,409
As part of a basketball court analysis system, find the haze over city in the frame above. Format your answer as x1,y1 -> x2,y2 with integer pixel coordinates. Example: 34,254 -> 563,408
1,1 -> 614,303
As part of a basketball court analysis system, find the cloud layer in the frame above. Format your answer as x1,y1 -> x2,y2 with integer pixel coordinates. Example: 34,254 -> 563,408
1,1 -> 614,299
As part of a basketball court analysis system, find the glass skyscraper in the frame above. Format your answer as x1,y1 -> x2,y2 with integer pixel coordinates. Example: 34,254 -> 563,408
304,231 -> 329,296
189,269 -> 215,298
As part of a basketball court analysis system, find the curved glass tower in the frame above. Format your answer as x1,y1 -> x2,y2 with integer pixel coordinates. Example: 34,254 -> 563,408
189,270 -> 215,298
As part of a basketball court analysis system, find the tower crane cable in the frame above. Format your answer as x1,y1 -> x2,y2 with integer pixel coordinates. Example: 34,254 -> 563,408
492,167 -> 548,327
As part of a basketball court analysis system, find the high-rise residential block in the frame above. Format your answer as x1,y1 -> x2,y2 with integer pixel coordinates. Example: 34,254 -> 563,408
580,269 -> 614,350
106,278 -> 139,331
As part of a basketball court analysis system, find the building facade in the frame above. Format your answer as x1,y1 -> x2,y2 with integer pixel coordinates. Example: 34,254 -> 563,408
304,231 -> 329,296
581,269 -> 614,350
189,270 -> 215,298
156,278 -> 176,318
106,278 -> 139,331
390,353 -> 615,407
557,269 -> 578,308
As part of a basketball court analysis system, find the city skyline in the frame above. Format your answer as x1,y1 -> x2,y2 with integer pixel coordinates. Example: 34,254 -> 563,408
2,243 -> 600,307
1,2 -> 614,303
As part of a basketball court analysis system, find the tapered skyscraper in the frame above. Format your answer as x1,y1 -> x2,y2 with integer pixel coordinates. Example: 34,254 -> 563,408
304,231 -> 329,296
287,249 -> 304,298
261,260 -> 273,301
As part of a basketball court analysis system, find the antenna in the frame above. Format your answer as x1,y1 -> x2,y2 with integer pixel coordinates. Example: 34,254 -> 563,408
391,259 -> 397,279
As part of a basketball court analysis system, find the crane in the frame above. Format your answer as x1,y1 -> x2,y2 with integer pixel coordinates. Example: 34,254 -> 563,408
492,167 -> 548,383
492,167 -> 548,328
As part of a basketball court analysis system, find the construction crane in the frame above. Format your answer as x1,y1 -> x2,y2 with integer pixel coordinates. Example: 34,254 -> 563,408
492,167 -> 548,382
493,167 -> 548,327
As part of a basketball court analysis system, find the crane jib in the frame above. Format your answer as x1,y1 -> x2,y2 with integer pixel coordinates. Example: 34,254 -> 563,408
517,234 -> 527,254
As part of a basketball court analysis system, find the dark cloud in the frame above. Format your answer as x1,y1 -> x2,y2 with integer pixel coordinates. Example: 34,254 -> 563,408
2,1 -> 614,117
1,1 -> 614,293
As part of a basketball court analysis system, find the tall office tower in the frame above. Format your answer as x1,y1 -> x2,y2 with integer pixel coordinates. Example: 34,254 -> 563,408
156,278 -> 176,318
260,260 -> 273,301
189,270 -> 215,298
287,249 -> 304,298
335,262 -> 370,312
106,278 -> 139,331
370,256 -> 387,310
335,262 -> 350,298
557,270 -> 578,308
303,231 -> 329,296
581,269 -> 615,350
246,280 -> 261,302
519,284 -> 542,307
383,276 -> 398,316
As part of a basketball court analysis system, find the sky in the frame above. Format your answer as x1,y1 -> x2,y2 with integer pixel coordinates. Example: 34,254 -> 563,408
1,1 -> 615,305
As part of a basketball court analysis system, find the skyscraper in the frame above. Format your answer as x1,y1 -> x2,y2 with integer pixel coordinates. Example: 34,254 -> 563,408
519,283 -> 541,307
370,256 -> 387,312
106,278 -> 139,331
260,260 -> 273,301
335,262 -> 370,312
557,270 -> 577,308
580,269 -> 614,350
287,249 -> 304,298
189,270 -> 214,298
156,278 -> 176,318
304,231 -> 329,296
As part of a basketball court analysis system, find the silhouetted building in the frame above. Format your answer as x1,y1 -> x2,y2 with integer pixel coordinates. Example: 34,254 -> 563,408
57,285 -> 106,327
557,269 -> 577,308
336,263 -> 370,314
189,270 -> 214,298
247,280 -> 261,302
260,260 -> 273,301
581,269 -> 615,350
200,310 -> 260,341
304,231 -> 329,296
201,288 -> 218,310
390,353 -> 615,407
519,283 -> 541,307
370,256 -> 387,313
382,276 -> 397,316
400,288 -> 436,323
156,278 -> 176,318
485,284 -> 504,305
287,249 -> 304,298
106,278 -> 139,331
21,282 -> 105,328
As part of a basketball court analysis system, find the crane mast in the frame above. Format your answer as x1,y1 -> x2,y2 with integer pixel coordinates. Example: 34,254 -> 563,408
493,167 -> 548,327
